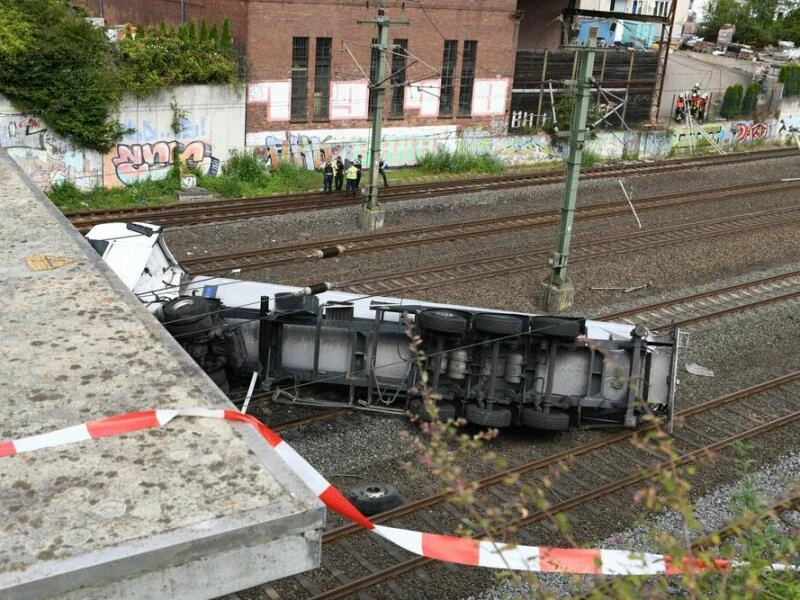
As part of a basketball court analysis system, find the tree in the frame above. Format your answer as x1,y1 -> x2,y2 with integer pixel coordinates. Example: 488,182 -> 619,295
699,0 -> 742,40
220,18 -> 233,51
700,0 -> 779,46
741,82 -> 760,115
779,63 -> 800,96
0,0 -> 129,152
721,83 -> 744,118
209,23 -> 219,48
773,9 -> 800,44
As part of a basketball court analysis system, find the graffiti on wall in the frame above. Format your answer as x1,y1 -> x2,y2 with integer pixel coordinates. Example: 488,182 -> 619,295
640,129 -> 673,159
671,124 -> 726,148
0,114 -> 101,190
257,134 -> 345,171
585,132 -> 640,159
732,121 -> 771,142
104,139 -> 220,186
460,127 -> 557,164
251,126 -> 457,170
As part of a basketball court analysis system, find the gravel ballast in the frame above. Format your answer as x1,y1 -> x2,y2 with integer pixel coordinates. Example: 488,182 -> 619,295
165,155 -> 800,599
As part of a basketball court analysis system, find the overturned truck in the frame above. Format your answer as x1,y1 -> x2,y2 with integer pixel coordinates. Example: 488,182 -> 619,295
89,223 -> 680,432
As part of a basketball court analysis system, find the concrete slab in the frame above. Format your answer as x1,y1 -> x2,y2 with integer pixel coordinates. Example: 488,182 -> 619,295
0,149 -> 324,599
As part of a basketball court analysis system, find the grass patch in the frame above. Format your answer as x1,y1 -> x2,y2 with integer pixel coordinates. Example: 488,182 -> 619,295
416,149 -> 504,174
581,149 -> 601,167
48,178 -> 179,211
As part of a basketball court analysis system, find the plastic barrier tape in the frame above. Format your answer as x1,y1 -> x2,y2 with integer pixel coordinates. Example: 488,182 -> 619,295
1,408 -> 792,575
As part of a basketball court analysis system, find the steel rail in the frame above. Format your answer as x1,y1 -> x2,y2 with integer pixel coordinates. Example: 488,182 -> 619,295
310,409 -> 800,599
270,408 -> 350,433
321,372 -> 800,545
334,204 -> 800,295
66,148 -> 800,231
180,179 -> 800,275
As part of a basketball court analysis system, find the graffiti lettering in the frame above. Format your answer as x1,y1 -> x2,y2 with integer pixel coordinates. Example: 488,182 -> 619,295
254,129 -> 458,170
510,111 -> 538,130
260,134 -> 342,171
110,139 -> 219,185
733,121 -> 770,142
1,113 -> 101,190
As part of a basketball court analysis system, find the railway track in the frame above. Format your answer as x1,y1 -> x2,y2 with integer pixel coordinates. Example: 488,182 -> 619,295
329,204 -> 800,297
65,148 -> 800,231
238,271 -> 800,596
180,179 -> 800,276
264,374 -> 800,599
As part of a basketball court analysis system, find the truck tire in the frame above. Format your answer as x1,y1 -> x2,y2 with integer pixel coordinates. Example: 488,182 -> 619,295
521,408 -> 570,431
162,296 -> 214,337
346,483 -> 403,516
531,316 -> 582,339
408,398 -> 456,422
475,313 -> 526,335
465,404 -> 512,427
418,309 -> 469,336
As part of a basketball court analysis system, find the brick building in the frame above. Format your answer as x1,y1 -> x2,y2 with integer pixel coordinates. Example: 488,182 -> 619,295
79,1 -> 671,166
81,1 -> 522,162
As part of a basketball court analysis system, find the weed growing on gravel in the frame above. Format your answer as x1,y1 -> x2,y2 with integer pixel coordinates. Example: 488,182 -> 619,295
401,318 -> 798,599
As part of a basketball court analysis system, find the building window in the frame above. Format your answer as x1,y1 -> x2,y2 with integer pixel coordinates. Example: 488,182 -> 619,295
654,1 -> 668,16
458,40 -> 477,116
291,37 -> 309,120
368,38 -> 380,118
439,40 -> 458,116
389,39 -> 408,117
610,0 -> 617,10
632,0 -> 643,14
313,37 -> 332,120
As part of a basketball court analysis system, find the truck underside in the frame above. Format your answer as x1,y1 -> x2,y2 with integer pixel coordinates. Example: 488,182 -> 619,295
88,223 -> 680,432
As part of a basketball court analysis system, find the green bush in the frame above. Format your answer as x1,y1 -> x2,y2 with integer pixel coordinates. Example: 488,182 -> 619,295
47,177 -> 178,211
221,149 -> 271,185
581,149 -> 601,167
263,162 -> 322,191
0,1 -> 241,152
197,158 -> 320,197
416,149 -> 504,174
0,0 -> 129,152
721,84 -> 744,118
741,82 -> 760,116
779,64 -> 800,97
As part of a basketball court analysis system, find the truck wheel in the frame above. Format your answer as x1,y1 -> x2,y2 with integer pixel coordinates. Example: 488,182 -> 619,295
465,404 -> 512,427
162,296 -> 214,337
521,408 -> 570,431
531,316 -> 582,339
346,483 -> 403,516
408,398 -> 456,422
475,313 -> 526,335
418,309 -> 469,335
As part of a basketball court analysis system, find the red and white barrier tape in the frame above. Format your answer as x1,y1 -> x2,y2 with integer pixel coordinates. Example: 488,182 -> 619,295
1,408 -> 791,575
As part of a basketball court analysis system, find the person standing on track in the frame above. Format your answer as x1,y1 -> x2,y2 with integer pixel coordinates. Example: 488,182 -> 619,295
378,158 -> 388,187
354,154 -> 363,191
322,160 -> 334,194
334,156 -> 344,192
345,161 -> 359,197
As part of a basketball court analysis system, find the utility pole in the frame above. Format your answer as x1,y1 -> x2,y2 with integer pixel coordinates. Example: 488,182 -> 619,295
540,28 -> 598,313
358,7 -> 407,230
